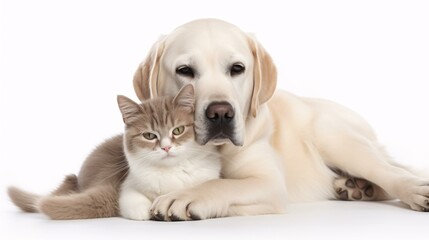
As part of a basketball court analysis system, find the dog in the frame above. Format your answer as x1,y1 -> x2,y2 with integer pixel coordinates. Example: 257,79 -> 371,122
9,18 -> 429,220
136,19 -> 429,220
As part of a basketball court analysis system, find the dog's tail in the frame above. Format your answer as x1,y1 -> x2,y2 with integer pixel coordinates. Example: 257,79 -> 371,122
8,174 -> 119,219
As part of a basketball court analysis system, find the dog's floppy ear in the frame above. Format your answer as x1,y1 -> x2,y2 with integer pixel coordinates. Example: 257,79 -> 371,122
247,35 -> 277,117
133,37 -> 165,101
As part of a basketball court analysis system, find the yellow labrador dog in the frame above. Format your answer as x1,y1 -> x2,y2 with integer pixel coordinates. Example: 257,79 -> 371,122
135,19 -> 429,220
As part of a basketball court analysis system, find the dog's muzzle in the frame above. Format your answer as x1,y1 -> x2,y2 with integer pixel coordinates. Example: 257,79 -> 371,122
201,101 -> 241,146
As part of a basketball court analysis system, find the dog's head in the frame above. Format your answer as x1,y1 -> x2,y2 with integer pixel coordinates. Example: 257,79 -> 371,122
133,19 -> 277,146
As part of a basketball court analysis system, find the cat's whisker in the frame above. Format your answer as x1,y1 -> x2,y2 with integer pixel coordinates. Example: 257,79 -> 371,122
103,158 -> 127,167
97,164 -> 129,185
133,152 -> 161,162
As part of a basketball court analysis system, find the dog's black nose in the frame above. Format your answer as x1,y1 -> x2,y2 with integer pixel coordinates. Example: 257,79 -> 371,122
205,102 -> 234,123
201,102 -> 241,146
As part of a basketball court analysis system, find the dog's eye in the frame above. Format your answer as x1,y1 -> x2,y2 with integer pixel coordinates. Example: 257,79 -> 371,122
176,65 -> 194,78
230,63 -> 245,76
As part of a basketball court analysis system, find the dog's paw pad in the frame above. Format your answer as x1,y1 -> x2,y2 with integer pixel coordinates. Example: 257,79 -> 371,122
334,177 -> 378,201
352,190 -> 362,200
345,179 -> 355,188
364,185 -> 374,197
355,179 -> 368,189
337,189 -> 349,200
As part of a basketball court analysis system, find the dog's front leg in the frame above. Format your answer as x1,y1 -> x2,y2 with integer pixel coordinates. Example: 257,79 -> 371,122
150,142 -> 287,221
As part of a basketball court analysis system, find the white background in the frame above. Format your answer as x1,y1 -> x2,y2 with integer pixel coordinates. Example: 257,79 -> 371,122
1,0 -> 429,239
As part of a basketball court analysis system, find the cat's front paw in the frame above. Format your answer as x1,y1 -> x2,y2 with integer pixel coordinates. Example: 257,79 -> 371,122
121,204 -> 151,221
150,190 -> 222,221
119,192 -> 152,221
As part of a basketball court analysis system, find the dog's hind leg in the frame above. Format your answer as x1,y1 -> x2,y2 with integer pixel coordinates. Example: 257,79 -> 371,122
316,117 -> 429,211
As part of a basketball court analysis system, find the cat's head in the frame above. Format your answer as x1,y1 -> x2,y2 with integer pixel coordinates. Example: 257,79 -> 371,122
117,84 -> 198,166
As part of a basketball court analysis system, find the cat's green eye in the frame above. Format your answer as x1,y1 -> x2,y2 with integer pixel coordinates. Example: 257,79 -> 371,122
172,126 -> 185,136
142,132 -> 157,140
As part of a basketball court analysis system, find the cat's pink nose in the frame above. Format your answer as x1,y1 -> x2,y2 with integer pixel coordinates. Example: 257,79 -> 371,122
161,146 -> 171,152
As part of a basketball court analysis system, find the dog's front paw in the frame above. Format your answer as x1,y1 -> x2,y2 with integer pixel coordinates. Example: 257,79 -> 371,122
150,191 -> 225,221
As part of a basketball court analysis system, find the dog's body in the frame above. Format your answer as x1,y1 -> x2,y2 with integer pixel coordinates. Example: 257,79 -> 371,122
9,18 -> 429,220
142,19 -> 429,220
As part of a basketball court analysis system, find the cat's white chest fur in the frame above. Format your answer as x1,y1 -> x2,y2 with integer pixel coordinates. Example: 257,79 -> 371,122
119,146 -> 221,221
128,153 -> 220,200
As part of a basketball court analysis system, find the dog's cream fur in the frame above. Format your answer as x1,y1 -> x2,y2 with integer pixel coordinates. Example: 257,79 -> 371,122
133,19 -> 429,220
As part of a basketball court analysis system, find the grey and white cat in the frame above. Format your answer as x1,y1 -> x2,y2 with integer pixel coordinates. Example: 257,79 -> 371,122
117,84 -> 221,220
8,84 -> 221,220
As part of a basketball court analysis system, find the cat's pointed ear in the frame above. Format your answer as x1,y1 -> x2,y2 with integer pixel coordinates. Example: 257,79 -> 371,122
172,84 -> 195,113
117,95 -> 142,125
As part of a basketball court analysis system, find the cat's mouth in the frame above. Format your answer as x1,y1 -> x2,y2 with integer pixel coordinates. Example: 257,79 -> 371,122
161,152 -> 178,159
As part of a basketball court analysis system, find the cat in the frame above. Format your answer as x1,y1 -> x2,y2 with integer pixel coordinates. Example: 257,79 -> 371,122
7,84 -> 221,220
117,84 -> 221,220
